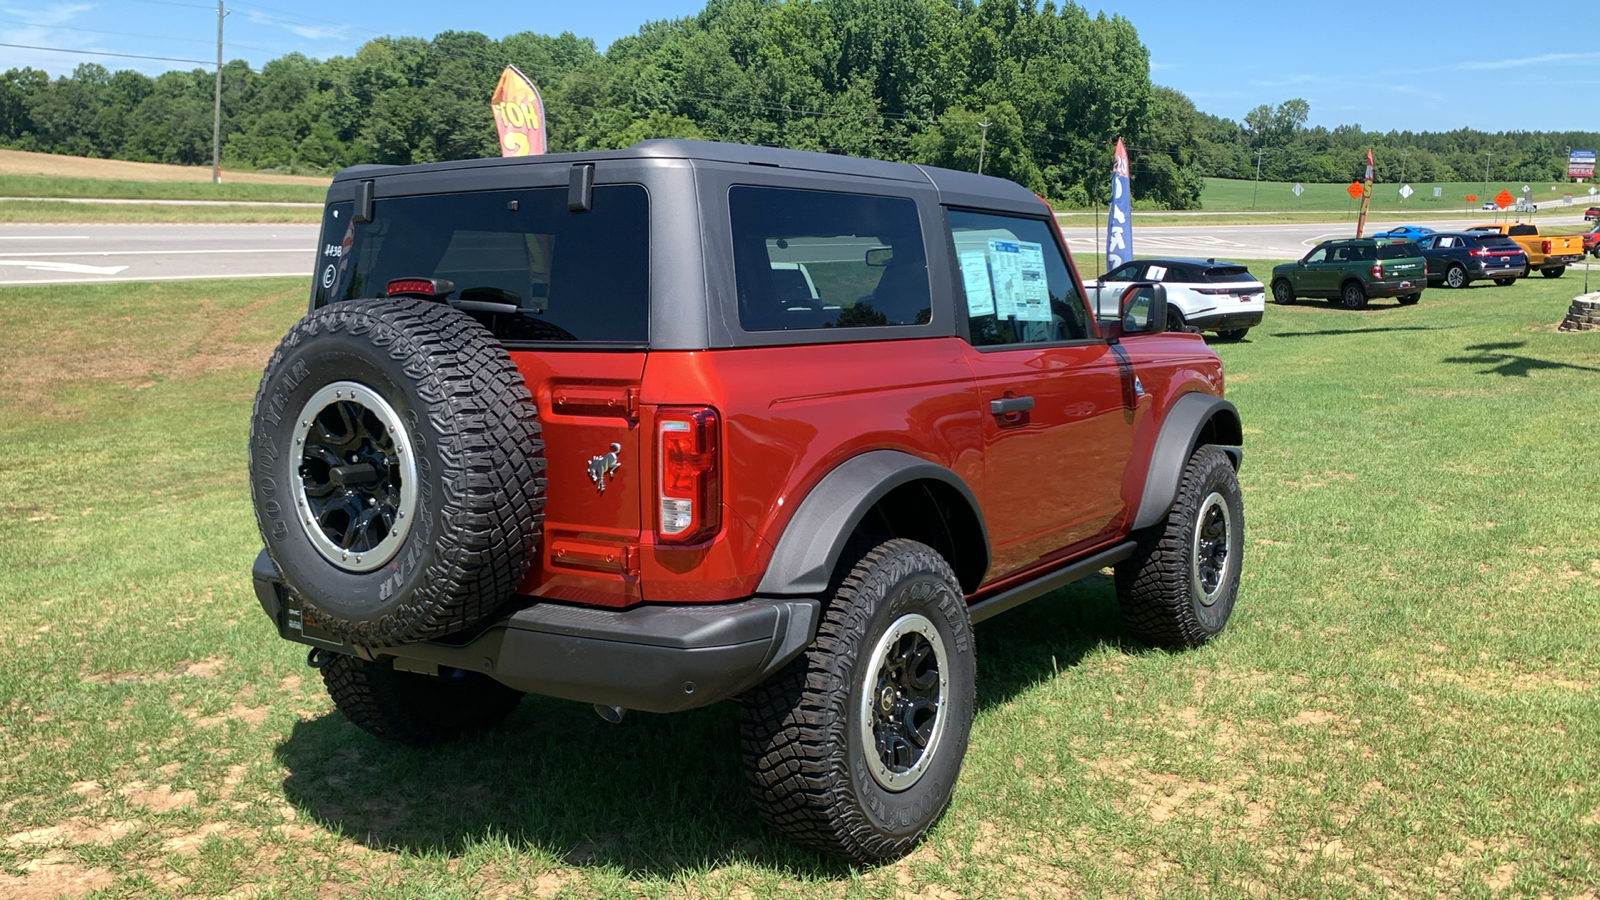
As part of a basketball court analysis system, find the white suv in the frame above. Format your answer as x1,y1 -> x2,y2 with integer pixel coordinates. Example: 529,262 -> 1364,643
1088,258 -> 1265,341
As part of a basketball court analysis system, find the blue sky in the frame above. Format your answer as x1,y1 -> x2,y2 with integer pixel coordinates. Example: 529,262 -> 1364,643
3,0 -> 1596,133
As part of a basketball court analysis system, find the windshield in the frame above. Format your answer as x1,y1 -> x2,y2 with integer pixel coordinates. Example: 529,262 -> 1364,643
313,185 -> 650,346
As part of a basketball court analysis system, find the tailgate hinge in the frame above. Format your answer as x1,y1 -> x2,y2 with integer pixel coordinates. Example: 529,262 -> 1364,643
625,387 -> 640,419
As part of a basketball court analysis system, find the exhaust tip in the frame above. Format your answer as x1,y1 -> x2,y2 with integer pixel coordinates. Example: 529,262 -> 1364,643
593,704 -> 627,724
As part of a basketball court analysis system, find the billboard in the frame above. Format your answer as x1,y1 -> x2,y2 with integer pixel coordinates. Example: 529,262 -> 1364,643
1569,149 -> 1596,179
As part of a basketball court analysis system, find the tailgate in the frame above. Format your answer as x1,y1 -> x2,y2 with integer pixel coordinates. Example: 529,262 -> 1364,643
511,350 -> 647,606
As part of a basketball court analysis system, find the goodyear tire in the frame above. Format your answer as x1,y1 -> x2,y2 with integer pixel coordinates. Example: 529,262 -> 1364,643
249,298 -> 545,647
739,538 -> 975,864
1114,446 -> 1243,649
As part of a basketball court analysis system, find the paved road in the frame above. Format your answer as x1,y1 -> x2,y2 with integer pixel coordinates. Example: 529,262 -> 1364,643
1,212 -> 1593,287
0,223 -> 318,286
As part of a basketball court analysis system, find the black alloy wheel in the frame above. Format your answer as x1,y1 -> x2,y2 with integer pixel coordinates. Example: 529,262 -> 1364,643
1271,280 -> 1294,305
1340,281 -> 1368,310
294,383 -> 414,572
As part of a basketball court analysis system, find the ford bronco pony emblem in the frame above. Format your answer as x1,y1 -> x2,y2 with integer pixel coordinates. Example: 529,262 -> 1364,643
587,442 -> 622,492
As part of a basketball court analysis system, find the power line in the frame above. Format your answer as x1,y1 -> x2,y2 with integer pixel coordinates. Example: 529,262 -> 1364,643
0,41 -> 214,66
124,0 -> 216,9
0,18 -> 284,54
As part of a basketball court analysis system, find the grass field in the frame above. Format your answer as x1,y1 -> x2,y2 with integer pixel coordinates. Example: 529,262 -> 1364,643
0,175 -> 326,204
0,201 -> 322,225
1,274 -> 1598,897
1202,177 -> 1600,214
0,150 -> 330,187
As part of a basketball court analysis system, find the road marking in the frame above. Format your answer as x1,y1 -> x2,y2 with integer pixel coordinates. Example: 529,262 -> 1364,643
0,260 -> 129,275
0,235 -> 89,240
0,248 -> 310,258
0,271 -> 305,286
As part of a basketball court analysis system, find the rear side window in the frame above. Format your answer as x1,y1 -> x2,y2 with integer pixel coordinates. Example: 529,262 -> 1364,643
729,186 -> 930,332
314,185 -> 649,346
1509,225 -> 1537,236
948,209 -> 1089,346
1377,242 -> 1420,260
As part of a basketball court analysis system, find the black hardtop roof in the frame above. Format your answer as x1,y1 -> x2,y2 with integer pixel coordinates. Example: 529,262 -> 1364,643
1134,257 -> 1249,268
331,139 -> 1045,213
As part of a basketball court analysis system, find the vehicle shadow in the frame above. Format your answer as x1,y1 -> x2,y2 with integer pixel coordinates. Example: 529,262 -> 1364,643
272,579 -> 1130,874
1443,341 -> 1600,377
1272,325 -> 1444,338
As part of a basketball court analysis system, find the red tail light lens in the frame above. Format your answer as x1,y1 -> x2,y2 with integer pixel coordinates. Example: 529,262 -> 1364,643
657,407 -> 720,544
386,277 -> 453,297
1541,240 -> 1552,254
1371,263 -> 1383,278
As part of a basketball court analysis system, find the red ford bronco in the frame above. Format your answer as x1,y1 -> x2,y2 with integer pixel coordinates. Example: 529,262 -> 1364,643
249,140 -> 1244,863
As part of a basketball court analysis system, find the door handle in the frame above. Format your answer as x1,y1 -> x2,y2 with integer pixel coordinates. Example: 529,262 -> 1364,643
990,396 -> 1035,415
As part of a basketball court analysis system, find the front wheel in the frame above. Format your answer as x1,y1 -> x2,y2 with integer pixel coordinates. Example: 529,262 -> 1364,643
1493,277 -> 1517,286
1271,280 -> 1295,305
1114,446 -> 1244,649
1542,267 -> 1566,279
1339,281 -> 1368,310
739,538 -> 975,864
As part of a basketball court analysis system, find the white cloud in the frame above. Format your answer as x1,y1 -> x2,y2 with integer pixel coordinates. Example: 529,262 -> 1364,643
1457,52 -> 1600,71
240,9 -> 343,42
0,2 -> 92,26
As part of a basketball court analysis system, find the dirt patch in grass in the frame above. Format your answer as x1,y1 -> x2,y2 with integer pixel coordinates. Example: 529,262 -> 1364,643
0,149 -> 327,185
0,854 -> 116,899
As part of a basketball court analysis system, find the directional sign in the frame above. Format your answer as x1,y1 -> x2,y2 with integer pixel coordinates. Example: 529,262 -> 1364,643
1591,187 -> 1598,196
1292,183 -> 1304,197
1494,189 -> 1514,209
1346,182 -> 1364,200
1399,184 -> 1413,199
1521,184 -> 1531,194
1433,187 -> 1442,198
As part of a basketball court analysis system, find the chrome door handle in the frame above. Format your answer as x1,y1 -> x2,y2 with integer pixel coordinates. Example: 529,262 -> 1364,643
990,396 -> 1035,415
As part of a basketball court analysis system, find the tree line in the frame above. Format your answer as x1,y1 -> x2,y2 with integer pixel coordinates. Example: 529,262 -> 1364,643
1,0 -> 1595,208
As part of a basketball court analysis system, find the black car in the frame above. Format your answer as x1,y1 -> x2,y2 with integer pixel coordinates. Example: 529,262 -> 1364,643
1416,231 -> 1527,289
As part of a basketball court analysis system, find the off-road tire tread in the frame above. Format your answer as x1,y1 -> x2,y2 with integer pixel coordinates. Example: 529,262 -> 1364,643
320,654 -> 524,747
250,297 -> 545,647
1114,445 -> 1241,649
738,538 -> 966,864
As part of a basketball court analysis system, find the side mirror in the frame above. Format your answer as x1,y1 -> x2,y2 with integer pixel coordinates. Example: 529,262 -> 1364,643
1118,282 -> 1168,335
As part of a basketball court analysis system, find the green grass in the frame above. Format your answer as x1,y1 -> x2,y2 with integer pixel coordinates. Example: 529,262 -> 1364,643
0,174 -> 328,203
1202,177 -> 1600,213
1,275 -> 1598,896
0,200 -> 323,224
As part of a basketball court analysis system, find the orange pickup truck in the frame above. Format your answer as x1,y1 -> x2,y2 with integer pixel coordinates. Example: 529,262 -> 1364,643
1465,223 -> 1587,278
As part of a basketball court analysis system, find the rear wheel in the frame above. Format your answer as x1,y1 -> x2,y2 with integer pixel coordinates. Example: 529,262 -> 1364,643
1445,264 -> 1467,289
1397,293 -> 1421,306
1542,267 -> 1566,279
321,655 -> 523,747
1271,279 -> 1295,305
1339,281 -> 1368,310
1216,328 -> 1250,341
1168,308 -> 1192,333
1493,277 -> 1517,286
739,538 -> 975,864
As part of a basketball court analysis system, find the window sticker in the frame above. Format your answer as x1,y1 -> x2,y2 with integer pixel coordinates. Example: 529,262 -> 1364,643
1146,265 -> 1167,282
958,250 -> 995,316
988,239 -> 1051,322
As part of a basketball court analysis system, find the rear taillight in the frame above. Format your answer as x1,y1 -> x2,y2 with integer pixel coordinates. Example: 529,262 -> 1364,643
1469,248 -> 1493,257
1371,263 -> 1383,278
1541,240 -> 1552,254
656,407 -> 720,544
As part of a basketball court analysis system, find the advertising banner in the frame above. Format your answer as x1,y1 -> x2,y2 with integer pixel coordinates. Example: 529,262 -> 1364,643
1106,138 -> 1131,272
491,65 -> 547,157
1568,150 -> 1596,179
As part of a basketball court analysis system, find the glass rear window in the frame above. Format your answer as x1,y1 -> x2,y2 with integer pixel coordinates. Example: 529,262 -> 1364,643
1377,242 -> 1420,260
313,185 -> 649,346
1201,265 -> 1255,283
1476,235 -> 1520,249
729,186 -> 930,332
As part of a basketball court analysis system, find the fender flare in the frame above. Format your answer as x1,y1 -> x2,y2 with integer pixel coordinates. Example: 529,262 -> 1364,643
756,450 -> 988,596
1132,393 -> 1243,531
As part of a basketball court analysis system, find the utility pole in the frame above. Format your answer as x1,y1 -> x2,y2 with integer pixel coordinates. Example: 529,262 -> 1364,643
1400,149 -> 1409,202
212,0 -> 226,184
1482,150 -> 1492,197
977,120 -> 990,175
1250,148 -> 1265,210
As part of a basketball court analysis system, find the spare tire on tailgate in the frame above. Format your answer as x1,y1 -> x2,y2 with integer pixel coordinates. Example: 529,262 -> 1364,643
248,297 -> 545,647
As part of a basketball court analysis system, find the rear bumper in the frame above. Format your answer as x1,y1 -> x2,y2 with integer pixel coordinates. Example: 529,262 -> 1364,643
1187,309 -> 1264,331
1541,255 -> 1585,268
1366,278 -> 1423,298
252,551 -> 819,713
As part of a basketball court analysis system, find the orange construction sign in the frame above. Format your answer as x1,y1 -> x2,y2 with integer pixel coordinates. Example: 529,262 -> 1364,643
1494,190 -> 1514,209
491,65 -> 546,157
1346,182 -> 1364,200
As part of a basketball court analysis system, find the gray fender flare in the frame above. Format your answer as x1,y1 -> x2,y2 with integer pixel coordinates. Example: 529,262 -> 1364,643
755,450 -> 988,596
1132,393 -> 1243,531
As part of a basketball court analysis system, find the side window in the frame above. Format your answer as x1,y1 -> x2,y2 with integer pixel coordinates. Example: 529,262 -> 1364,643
1305,247 -> 1328,264
1103,261 -> 1143,282
729,186 -> 930,332
948,209 -> 1089,346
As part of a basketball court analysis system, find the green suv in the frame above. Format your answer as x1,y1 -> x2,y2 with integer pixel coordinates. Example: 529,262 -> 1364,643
1271,238 -> 1426,309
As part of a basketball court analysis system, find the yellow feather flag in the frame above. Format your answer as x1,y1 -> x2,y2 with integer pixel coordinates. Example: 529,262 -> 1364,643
491,65 -> 546,157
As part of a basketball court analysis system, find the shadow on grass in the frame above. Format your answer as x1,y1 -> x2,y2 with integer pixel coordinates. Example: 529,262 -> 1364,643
1443,341 -> 1600,377
1272,325 -> 1444,338
272,580 -> 1129,875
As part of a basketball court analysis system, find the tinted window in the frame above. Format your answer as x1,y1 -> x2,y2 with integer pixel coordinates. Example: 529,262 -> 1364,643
948,209 -> 1089,346
1378,242 -> 1421,260
1304,247 -> 1328,263
1201,265 -> 1254,283
1104,261 -> 1143,281
1476,235 -> 1520,249
730,187 -> 929,332
1509,224 -> 1537,236
314,186 -> 649,345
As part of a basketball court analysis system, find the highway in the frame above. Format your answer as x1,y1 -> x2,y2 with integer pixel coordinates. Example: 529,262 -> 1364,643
0,212 -> 1592,287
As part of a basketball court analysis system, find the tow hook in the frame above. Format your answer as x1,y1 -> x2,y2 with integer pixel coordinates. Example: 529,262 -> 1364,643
593,704 -> 627,724
306,648 -> 333,669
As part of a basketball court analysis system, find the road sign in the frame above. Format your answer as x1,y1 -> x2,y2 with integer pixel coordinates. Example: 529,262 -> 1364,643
1399,184 -> 1413,199
1292,183 -> 1304,197
1433,187 -> 1443,198
1569,149 -> 1596,179
1521,184 -> 1531,194
1466,194 -> 1478,202
1346,182 -> 1363,200
1494,189 -> 1514,209
1591,187 -> 1598,196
